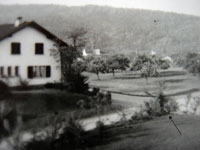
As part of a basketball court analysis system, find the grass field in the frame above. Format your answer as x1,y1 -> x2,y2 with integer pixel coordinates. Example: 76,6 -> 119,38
87,67 -> 200,96
89,114 -> 200,150
82,67 -> 200,150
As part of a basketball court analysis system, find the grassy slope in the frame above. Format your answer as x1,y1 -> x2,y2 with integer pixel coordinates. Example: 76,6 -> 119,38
86,68 -> 200,150
91,115 -> 200,150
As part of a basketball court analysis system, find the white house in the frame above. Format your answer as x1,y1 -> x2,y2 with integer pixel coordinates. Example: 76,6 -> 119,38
0,18 -> 68,86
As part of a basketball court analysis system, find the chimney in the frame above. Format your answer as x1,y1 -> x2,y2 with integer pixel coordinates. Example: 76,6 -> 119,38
14,17 -> 23,27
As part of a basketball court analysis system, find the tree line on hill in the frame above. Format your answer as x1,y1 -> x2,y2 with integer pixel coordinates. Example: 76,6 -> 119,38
0,5 -> 200,55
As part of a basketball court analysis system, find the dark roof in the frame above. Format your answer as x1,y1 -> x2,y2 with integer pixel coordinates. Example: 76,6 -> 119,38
0,21 -> 68,46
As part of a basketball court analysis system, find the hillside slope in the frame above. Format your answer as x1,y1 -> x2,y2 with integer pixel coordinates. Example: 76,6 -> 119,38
0,5 -> 200,55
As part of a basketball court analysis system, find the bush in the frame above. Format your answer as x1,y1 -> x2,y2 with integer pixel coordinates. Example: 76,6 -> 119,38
96,121 -> 106,139
23,114 -> 108,150
59,116 -> 87,149
165,100 -> 179,113
144,100 -> 162,116
68,73 -> 89,94
0,81 -> 18,139
22,115 -> 85,150
76,90 -> 112,110
143,98 -> 178,117
19,78 -> 29,90
87,87 -> 100,96
160,61 -> 170,69
44,83 -> 68,90
0,81 -> 10,100
184,52 -> 200,75
21,139 -> 52,150
144,82 -> 178,117
131,109 -> 152,121
0,100 -> 18,139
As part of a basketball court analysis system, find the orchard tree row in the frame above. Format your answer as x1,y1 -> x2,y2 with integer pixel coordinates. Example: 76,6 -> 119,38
84,54 -> 130,80
76,53 -> 171,81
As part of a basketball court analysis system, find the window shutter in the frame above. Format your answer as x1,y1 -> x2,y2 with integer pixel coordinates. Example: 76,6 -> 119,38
7,66 -> 12,77
28,66 -> 33,79
0,67 -> 4,77
15,66 -> 19,76
46,66 -> 51,78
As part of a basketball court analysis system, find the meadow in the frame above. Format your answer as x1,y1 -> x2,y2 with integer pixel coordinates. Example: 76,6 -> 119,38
87,67 -> 200,97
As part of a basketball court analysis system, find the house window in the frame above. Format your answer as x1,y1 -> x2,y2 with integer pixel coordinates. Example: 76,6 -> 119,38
35,43 -> 44,54
11,43 -> 21,54
27,66 -> 51,78
7,66 -> 12,77
15,66 -> 19,76
0,67 -> 4,77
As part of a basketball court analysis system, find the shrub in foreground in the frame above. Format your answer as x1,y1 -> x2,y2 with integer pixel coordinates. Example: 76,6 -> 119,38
0,81 -> 10,100
23,115 -> 108,150
143,82 -> 178,117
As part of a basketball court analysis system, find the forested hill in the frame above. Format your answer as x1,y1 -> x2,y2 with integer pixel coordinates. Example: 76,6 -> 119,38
0,4 -> 200,55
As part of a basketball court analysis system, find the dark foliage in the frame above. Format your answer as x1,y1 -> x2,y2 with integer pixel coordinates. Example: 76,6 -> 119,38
86,56 -> 107,80
87,87 -> 100,96
67,73 -> 89,94
19,78 -> 29,90
159,60 -> 170,70
144,82 -> 178,116
184,52 -> 200,75
106,54 -> 130,76
0,81 -> 11,100
44,83 -> 68,90
131,55 -> 153,71
76,90 -> 112,109
23,117 -> 108,150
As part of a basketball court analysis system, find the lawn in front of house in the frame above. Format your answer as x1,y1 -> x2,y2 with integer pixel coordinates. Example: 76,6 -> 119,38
8,89 -> 121,132
11,90 -> 88,115
89,114 -> 200,150
7,90 -> 89,131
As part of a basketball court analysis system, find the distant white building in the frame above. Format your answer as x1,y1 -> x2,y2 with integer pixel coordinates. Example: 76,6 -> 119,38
0,18 -> 68,86
93,49 -> 101,55
82,49 -> 88,57
150,50 -> 156,56
162,56 -> 173,63
82,48 -> 101,57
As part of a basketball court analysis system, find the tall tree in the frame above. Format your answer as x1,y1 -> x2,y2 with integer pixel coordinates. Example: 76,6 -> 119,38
50,27 -> 89,93
68,27 -> 88,51
86,56 -> 106,80
107,54 -> 130,76
132,54 -> 159,84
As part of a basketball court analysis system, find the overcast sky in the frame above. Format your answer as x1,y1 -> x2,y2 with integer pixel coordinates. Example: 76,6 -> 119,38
0,0 -> 200,16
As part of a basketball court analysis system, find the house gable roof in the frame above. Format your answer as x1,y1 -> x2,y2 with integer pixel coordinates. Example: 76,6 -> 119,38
0,21 -> 68,46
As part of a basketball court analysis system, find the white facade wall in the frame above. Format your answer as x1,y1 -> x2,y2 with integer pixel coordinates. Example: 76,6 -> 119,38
0,26 -> 61,86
